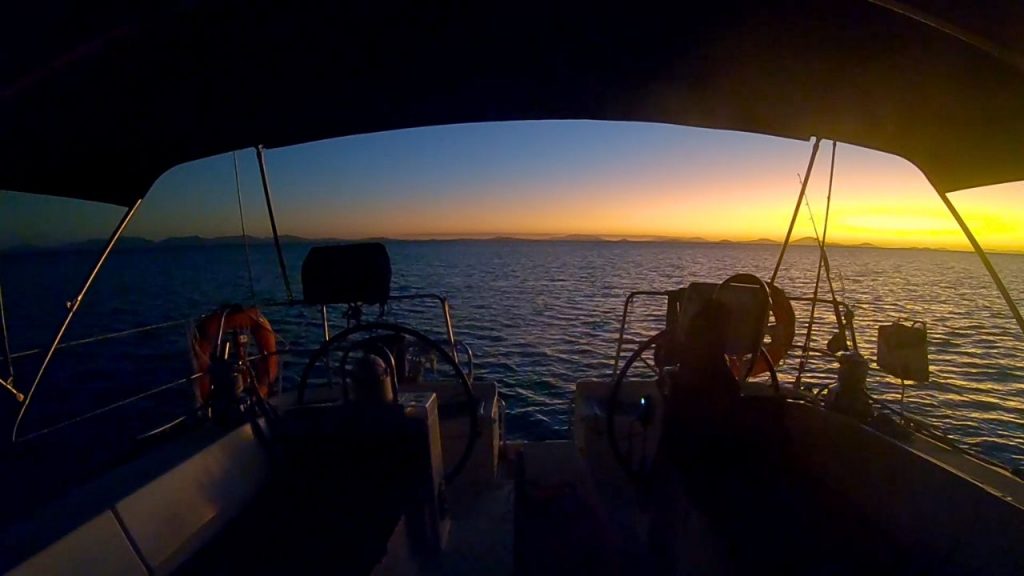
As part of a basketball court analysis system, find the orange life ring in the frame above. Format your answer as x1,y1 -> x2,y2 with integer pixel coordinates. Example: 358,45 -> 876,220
728,283 -> 796,379
191,306 -> 279,403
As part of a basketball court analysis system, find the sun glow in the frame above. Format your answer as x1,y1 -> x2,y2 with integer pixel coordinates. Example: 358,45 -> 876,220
260,144 -> 1024,252
4,122 -> 1022,253
278,172 -> 1022,252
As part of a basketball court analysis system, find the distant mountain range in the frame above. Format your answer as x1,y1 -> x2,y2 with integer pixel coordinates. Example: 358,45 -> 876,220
1,234 -> 322,253
2,233 -> 1019,254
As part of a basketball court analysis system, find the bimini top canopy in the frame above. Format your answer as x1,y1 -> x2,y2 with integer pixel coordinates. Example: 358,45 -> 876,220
2,0 -> 1024,206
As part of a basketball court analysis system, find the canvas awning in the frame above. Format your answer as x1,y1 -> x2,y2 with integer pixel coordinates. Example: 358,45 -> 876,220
2,0 -> 1023,206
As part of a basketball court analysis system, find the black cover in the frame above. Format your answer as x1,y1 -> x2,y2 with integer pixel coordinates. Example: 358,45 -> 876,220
3,1 -> 1024,206
877,321 -> 930,382
301,243 -> 392,306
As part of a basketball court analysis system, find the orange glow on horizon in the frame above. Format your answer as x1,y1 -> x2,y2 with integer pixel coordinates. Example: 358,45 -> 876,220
109,124 -> 1024,255
282,160 -> 1022,253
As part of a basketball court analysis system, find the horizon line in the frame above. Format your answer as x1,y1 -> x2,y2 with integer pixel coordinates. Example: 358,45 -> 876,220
4,232 -> 1022,256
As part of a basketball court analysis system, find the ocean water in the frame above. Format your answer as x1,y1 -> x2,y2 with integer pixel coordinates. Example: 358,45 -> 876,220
1,240 -> 1022,470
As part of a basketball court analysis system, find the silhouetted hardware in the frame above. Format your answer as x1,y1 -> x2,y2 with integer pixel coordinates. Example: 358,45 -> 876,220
877,321 -> 930,382
302,243 -> 392,305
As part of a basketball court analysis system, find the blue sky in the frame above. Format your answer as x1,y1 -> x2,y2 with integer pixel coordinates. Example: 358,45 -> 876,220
1,120 -> 1020,250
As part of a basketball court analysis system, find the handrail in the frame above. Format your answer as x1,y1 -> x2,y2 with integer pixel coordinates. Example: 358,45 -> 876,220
6,310 -> 294,444
612,290 -> 859,377
612,290 -> 672,376
16,373 -> 202,443
257,293 -> 462,363
788,295 -> 851,308
8,318 -> 191,359
232,150 -> 257,303
867,391 -> 1017,475
388,293 -> 461,364
12,199 -> 143,443
4,292 -> 465,444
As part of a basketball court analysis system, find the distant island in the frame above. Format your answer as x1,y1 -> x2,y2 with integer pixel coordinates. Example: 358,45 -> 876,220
5,233 -> 1020,255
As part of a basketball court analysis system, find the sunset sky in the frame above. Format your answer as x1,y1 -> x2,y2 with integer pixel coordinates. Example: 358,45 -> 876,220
1,121 -> 1021,252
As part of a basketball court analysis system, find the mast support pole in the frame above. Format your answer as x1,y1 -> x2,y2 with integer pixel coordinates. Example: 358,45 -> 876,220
12,198 -> 143,442
937,190 -> 1024,338
255,145 -> 295,301
770,137 -> 821,285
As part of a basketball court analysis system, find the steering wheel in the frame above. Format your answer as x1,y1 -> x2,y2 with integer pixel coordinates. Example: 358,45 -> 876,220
606,330 -> 671,483
337,339 -> 400,402
607,274 -> 785,481
296,322 -> 480,485
406,338 -> 475,387
713,273 -> 783,392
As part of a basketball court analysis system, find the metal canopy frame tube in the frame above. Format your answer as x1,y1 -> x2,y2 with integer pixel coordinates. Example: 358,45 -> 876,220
770,137 -> 821,286
937,190 -> 1024,338
255,145 -> 294,301
12,198 -> 143,442
868,0 -> 1024,73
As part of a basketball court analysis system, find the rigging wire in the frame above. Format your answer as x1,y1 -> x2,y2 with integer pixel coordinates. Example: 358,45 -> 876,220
770,137 -> 821,285
793,145 -> 849,342
795,141 -> 838,387
233,151 -> 257,303
8,314 -> 296,361
3,151 -> 298,440
7,318 -> 190,360
0,282 -> 19,400
0,283 -> 12,377
800,183 -> 844,322
16,373 -> 202,443
6,314 -> 297,443
0,192 -> 22,400
12,199 -> 143,443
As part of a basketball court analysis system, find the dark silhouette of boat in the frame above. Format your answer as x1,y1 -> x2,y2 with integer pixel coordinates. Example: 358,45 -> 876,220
2,2 -> 1023,574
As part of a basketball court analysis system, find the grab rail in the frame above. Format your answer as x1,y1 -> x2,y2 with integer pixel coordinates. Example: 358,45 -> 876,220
261,292 -> 469,378
611,291 -> 672,376
8,318 -> 191,360
8,315 -> 247,444
611,289 -> 860,377
16,373 -> 203,443
6,292 -> 468,443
